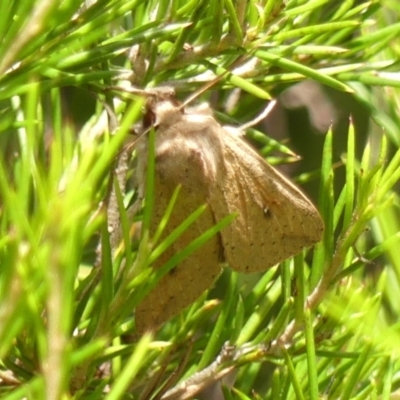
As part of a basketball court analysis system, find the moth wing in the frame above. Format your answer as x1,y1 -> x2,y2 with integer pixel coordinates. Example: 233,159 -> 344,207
135,181 -> 222,333
210,127 -> 324,273
135,119 -> 223,333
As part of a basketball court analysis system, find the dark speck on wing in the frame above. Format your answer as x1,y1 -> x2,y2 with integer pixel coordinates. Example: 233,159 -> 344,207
263,208 -> 272,218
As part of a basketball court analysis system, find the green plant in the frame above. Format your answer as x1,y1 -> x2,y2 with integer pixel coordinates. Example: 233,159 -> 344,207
1,1 -> 400,399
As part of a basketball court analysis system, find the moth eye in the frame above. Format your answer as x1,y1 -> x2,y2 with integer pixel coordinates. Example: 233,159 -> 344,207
143,107 -> 156,129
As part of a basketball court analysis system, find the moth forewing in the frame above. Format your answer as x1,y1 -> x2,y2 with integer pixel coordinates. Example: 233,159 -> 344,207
149,203 -> 212,265
150,184 -> 182,248
134,186 -> 223,334
209,125 -> 324,272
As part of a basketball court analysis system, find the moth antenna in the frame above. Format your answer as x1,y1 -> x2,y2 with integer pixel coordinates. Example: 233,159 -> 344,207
107,52 -> 252,113
121,130 -> 145,154
180,54 -> 249,109
180,75 -> 227,109
106,85 -> 176,99
239,99 -> 277,131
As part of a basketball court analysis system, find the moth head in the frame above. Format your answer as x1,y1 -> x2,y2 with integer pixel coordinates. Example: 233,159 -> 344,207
143,96 -> 183,129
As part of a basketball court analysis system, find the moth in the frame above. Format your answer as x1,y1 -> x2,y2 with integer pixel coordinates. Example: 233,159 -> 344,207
134,90 -> 324,333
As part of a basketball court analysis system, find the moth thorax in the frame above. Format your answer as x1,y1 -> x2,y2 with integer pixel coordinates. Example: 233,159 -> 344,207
152,100 -> 183,127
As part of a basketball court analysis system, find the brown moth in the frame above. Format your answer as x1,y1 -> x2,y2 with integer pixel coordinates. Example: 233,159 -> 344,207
135,91 -> 324,333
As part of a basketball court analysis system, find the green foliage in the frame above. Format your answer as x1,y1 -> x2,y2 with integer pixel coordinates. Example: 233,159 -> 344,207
1,0 -> 400,399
